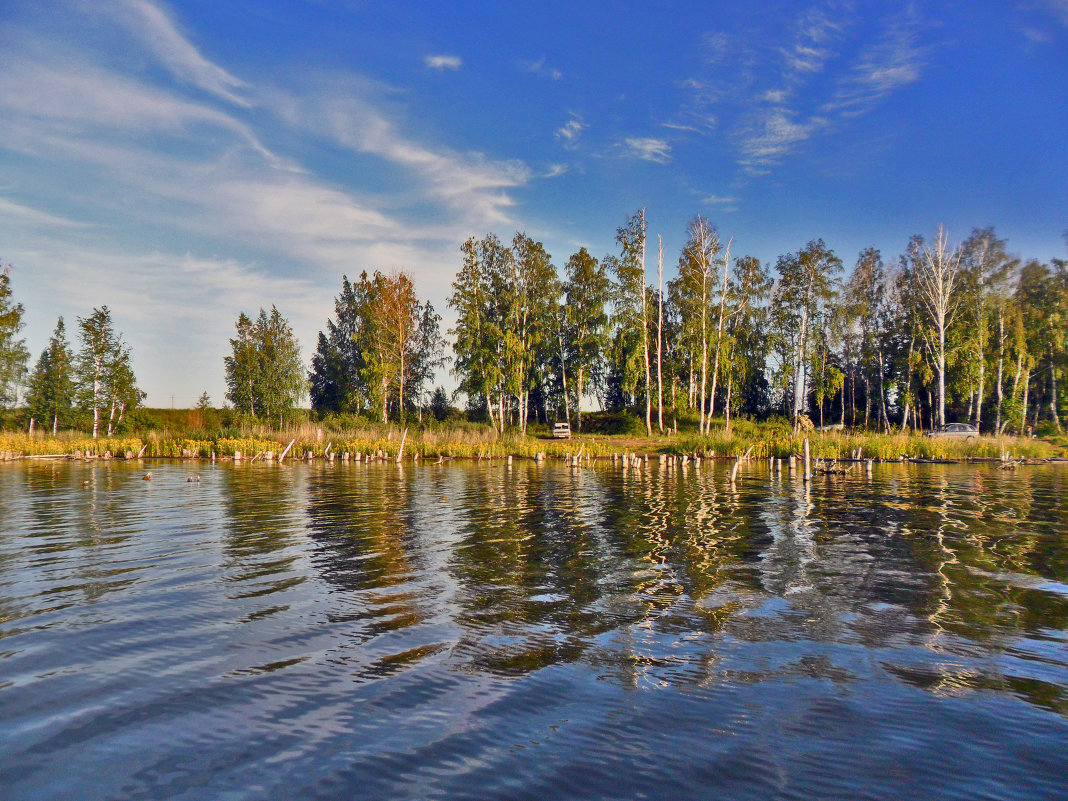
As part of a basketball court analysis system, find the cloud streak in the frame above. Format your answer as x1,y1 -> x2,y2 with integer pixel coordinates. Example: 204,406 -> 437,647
0,58 -> 273,160
521,57 -> 562,80
679,3 -> 929,171
425,55 -> 462,71
554,112 -> 586,147
823,9 -> 927,118
1,0 -> 538,403
622,137 -> 672,164
0,197 -> 88,228
102,0 -> 250,106
283,88 -> 531,228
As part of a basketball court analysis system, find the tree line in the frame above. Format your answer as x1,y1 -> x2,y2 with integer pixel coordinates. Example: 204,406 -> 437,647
4,215 -> 1065,438
446,213 -> 1067,436
0,266 -> 145,437
224,270 -> 445,424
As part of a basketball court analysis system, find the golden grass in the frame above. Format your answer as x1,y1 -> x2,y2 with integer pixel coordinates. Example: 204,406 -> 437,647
665,429 -> 1056,460
0,424 -> 1059,462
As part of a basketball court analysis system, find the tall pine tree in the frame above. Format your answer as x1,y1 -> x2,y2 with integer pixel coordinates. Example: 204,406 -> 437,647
26,317 -> 76,433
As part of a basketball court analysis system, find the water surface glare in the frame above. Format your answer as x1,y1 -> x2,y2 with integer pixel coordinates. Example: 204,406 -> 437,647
2,459 -> 1067,800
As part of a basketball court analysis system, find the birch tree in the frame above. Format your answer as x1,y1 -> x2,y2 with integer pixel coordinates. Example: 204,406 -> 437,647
656,235 -> 665,433
845,247 -> 891,431
708,234 -> 733,422
1016,258 -> 1066,432
562,247 -> 611,430
915,225 -> 963,428
722,254 -> 772,432
76,307 -> 143,437
378,275 -> 420,419
959,228 -> 1014,430
509,234 -> 559,433
611,210 -> 651,432
673,216 -> 721,434
450,236 -> 507,431
772,240 -> 842,431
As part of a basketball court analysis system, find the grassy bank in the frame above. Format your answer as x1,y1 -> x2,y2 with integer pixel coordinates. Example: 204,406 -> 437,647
659,417 -> 1062,461
1,417 -> 1061,463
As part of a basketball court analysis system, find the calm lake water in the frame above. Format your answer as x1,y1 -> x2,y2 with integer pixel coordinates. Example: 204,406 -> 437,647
1,458 -> 1067,800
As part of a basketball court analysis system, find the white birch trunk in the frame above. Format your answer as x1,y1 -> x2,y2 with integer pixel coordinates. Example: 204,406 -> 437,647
656,235 -> 664,434
708,236 -> 732,421
640,210 -> 652,436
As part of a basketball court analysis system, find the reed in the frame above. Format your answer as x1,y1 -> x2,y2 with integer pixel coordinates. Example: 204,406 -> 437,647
664,428 -> 1056,460
0,424 -> 1059,462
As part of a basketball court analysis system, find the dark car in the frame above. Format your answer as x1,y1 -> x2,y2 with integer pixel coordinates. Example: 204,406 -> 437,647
923,422 -> 979,438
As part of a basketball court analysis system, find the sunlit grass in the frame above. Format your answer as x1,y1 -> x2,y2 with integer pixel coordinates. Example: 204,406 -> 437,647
0,420 -> 1059,462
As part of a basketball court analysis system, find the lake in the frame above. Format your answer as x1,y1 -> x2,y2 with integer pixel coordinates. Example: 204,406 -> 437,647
1,458 -> 1066,800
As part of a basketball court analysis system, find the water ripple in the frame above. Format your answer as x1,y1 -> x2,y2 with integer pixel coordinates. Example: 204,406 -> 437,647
1,460 -> 1066,799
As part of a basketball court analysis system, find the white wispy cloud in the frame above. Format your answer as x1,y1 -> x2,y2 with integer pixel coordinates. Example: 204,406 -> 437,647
737,110 -> 826,167
101,0 -> 250,106
662,121 -> 703,133
1045,0 -> 1068,26
554,112 -> 587,147
779,7 -> 845,78
622,137 -> 672,164
0,197 -> 88,228
681,3 -> 928,171
5,237 -> 324,406
1,0 -> 536,403
282,88 -> 531,227
424,54 -> 462,71
543,163 -> 569,178
702,194 -> 738,206
823,9 -> 926,118
1018,26 -> 1053,43
0,58 -> 273,160
521,57 -> 562,80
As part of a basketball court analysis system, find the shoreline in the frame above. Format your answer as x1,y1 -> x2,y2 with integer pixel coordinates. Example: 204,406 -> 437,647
2,425 -> 1063,465
3,450 -> 1065,468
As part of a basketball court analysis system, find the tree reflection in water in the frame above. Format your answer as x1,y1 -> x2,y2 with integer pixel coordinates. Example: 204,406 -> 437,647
293,459 -> 1067,712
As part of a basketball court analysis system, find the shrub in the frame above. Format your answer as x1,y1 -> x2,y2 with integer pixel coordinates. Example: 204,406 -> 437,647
579,410 -> 646,436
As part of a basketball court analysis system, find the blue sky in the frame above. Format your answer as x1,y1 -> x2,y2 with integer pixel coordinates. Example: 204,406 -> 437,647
2,0 -> 1066,407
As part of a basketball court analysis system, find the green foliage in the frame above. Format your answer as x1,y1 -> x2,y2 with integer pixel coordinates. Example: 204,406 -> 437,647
309,275 -> 368,414
579,410 -> 646,436
0,266 -> 30,408
449,235 -> 508,423
608,210 -> 649,407
449,233 -> 563,433
74,306 -> 143,437
562,247 -> 611,427
429,386 -> 452,422
26,317 -> 75,430
770,239 -> 842,422
224,306 -> 305,419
